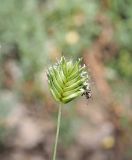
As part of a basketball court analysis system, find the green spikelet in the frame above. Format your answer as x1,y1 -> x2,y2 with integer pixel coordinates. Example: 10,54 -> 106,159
47,56 -> 90,104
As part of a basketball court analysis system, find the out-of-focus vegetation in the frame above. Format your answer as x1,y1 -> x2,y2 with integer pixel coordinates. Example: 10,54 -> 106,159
106,0 -> 132,81
0,0 -> 132,160
0,0 -> 131,81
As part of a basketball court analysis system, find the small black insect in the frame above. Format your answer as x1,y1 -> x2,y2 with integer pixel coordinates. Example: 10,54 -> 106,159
82,86 -> 92,99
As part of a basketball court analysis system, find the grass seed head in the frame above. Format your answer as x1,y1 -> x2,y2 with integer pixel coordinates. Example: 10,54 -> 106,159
47,56 -> 90,103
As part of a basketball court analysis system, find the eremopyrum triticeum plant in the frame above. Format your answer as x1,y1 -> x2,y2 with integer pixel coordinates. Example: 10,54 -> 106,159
47,56 -> 90,103
47,56 -> 90,160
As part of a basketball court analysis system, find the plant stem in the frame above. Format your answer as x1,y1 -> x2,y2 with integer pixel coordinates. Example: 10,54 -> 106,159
52,103 -> 62,160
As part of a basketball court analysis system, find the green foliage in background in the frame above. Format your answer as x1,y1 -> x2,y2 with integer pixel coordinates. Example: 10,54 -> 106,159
0,0 -> 101,80
0,0 -> 131,81
0,92 -> 17,144
108,0 -> 132,81
0,0 -> 47,79
43,0 -> 101,56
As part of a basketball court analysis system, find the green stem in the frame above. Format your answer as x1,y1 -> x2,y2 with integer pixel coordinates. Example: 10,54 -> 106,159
52,103 -> 62,160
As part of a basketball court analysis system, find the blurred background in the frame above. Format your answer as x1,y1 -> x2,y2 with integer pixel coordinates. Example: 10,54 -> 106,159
0,0 -> 132,160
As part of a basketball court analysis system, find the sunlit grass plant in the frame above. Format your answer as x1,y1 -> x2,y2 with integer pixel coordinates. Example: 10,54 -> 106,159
47,56 -> 90,160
